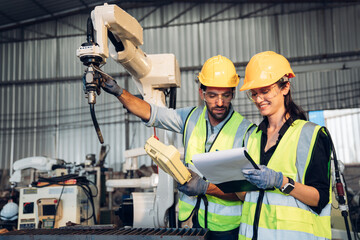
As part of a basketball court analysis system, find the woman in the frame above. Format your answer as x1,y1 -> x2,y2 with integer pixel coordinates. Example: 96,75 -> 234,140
238,51 -> 332,239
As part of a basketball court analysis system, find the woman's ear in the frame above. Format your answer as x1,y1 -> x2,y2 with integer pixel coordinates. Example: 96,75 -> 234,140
282,81 -> 290,96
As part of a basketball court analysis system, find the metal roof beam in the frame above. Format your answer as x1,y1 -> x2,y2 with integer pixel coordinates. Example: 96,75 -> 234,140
23,25 -> 55,38
30,0 -> 54,16
238,3 -> 277,18
138,7 -> 159,23
58,20 -> 85,34
0,9 -> 17,22
0,33 -> 83,44
163,3 -> 199,26
200,3 -> 237,23
1,51 -> 359,86
137,2 -> 171,26
0,2 -> 356,34
0,9 -> 21,29
0,0 -> 118,32
0,34 -> 19,41
78,0 -> 89,8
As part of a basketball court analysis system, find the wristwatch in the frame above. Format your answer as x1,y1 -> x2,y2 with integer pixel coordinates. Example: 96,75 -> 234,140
280,177 -> 295,194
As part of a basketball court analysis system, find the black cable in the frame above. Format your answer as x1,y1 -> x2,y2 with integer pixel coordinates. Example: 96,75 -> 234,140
53,174 -> 66,228
78,184 -> 97,224
35,174 -> 99,225
343,173 -> 360,240
323,127 -> 352,240
200,195 -> 208,229
90,103 -> 104,144
86,17 -> 94,44
169,87 -> 177,109
358,202 -> 360,239
97,144 -> 110,167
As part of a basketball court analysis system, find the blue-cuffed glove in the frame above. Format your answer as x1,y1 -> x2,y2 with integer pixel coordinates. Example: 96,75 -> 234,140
100,77 -> 123,97
242,165 -> 283,189
177,169 -> 209,196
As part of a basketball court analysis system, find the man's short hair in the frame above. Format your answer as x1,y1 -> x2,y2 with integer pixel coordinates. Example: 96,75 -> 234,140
200,84 -> 207,91
200,84 -> 235,92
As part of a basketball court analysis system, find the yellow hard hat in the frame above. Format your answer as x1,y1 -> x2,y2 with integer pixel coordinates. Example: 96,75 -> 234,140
198,55 -> 239,88
240,51 -> 295,91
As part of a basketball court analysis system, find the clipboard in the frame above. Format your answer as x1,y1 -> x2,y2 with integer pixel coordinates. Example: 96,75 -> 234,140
215,149 -> 260,193
192,148 -> 261,193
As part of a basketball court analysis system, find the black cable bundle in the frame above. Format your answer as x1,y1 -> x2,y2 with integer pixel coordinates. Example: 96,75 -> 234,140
34,174 -> 98,225
324,127 -> 355,240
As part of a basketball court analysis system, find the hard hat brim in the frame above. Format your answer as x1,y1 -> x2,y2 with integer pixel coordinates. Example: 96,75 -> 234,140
240,72 -> 295,91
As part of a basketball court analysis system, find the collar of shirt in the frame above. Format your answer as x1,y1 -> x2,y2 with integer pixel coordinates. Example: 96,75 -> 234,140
258,115 -> 300,165
204,104 -> 234,152
257,115 -> 300,138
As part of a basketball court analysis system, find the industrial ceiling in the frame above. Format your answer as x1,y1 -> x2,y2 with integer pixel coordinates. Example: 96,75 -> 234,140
0,0 -> 357,32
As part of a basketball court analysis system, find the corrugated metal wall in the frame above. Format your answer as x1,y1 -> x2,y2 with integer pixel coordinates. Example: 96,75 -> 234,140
0,2 -> 359,170
325,109 -> 360,164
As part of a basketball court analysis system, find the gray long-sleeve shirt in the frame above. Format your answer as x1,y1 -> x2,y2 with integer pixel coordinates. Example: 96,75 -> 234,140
144,103 -> 235,152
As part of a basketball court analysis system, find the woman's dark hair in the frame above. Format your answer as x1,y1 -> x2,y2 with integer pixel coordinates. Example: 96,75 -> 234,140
277,78 -> 307,121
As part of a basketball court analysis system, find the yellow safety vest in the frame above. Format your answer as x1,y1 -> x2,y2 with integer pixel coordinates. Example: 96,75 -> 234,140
179,106 -> 253,232
239,120 -> 332,240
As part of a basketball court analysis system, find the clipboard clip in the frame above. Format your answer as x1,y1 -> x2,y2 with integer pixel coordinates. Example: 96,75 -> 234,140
244,150 -> 260,170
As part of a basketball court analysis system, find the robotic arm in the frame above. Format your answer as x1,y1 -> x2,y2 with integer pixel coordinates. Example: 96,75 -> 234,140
76,4 -> 181,228
9,156 -> 64,184
77,3 -> 180,105
76,3 -> 180,144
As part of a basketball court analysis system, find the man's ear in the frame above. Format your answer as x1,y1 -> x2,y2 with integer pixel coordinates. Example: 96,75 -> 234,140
199,88 -> 205,101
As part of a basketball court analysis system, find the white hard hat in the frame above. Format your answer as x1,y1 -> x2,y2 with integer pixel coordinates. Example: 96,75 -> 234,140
0,201 -> 18,221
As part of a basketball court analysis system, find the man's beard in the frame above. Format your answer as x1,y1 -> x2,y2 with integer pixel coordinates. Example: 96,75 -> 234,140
206,103 -> 230,122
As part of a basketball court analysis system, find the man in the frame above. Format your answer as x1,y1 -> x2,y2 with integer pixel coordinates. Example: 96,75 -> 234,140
101,55 -> 254,240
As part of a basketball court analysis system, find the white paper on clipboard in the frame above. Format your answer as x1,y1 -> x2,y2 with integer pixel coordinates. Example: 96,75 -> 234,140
192,147 -> 256,184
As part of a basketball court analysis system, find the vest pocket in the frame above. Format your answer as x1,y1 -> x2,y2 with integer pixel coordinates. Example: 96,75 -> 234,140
275,205 -> 314,234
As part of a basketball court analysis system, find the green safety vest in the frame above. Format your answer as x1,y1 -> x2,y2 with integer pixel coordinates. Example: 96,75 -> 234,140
178,106 -> 253,232
239,120 -> 332,240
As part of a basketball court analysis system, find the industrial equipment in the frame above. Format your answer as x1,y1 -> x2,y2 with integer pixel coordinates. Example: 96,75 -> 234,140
17,185 -> 93,229
9,156 -> 65,185
76,3 -> 181,228
5,154 -> 109,230
76,3 -> 180,143
0,200 -> 18,222
144,136 -> 191,185
325,128 -> 356,240
0,226 -> 209,240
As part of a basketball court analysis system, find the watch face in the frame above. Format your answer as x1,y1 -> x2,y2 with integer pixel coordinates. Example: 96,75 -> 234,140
282,184 -> 294,194
281,177 -> 295,194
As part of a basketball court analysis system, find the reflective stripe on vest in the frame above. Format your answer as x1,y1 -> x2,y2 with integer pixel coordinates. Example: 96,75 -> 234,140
179,106 -> 252,231
239,120 -> 332,240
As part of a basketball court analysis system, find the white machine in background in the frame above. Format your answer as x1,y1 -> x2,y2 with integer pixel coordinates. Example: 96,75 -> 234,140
9,156 -> 64,185
17,185 -> 93,229
7,156 -> 101,230
76,3 -> 181,228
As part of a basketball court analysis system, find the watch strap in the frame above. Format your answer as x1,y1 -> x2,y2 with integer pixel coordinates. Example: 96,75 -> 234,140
280,177 -> 295,194
287,177 -> 295,185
